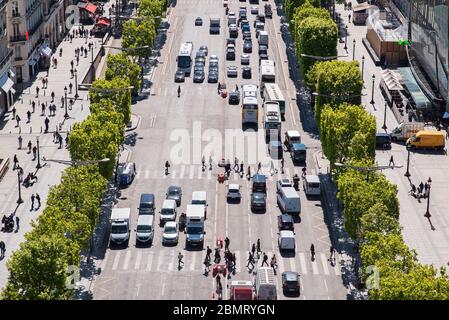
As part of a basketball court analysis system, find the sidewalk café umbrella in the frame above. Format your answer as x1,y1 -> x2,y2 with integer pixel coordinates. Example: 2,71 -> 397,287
443,112 -> 449,119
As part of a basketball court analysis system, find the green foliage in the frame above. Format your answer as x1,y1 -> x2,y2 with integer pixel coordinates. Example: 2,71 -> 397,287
89,78 -> 131,125
139,0 -> 165,18
105,53 -> 141,95
122,19 -> 155,59
320,103 -> 376,165
284,0 -> 308,21
359,203 -> 402,237
311,61 -> 363,126
1,235 -> 79,300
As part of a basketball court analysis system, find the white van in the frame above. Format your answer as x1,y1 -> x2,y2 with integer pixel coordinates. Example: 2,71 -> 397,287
160,199 -> 177,225
304,175 -> 321,196
277,187 -> 301,214
192,191 -> 208,218
136,214 -> 155,244
254,267 -> 277,300
258,31 -> 268,47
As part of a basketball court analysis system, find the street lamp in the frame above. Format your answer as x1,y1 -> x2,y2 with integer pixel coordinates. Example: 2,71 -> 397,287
344,25 -> 348,51
352,39 -> 356,60
42,157 -> 110,167
16,169 -> 23,204
382,103 -> 388,129
300,53 -> 348,61
74,69 -> 79,99
361,55 -> 365,80
334,162 -> 403,181
424,177 -> 432,218
404,148 -> 411,177
36,136 -> 42,169
370,74 -> 375,105
64,86 -> 69,119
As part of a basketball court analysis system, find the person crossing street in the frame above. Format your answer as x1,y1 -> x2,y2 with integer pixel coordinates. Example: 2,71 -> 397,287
35,193 -> 41,208
224,237 -> 230,251
261,252 -> 269,267
206,246 -> 212,263
178,252 -> 184,269
246,252 -> 254,269
31,194 -> 35,211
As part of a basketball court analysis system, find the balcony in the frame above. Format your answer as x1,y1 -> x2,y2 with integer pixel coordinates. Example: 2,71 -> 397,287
0,48 -> 13,70
10,35 -> 27,43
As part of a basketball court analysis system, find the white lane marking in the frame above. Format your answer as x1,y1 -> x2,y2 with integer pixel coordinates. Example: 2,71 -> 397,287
299,252 -> 308,275
289,258 -> 297,272
334,254 -> 341,276
321,253 -> 330,275
98,252 -> 109,271
180,165 -> 186,179
235,250 -> 241,273
198,166 -> 203,179
135,251 -> 142,270
168,250 -> 175,271
122,251 -> 131,270
112,251 -> 121,271
311,257 -> 319,275
189,251 -> 197,271
144,170 -> 150,179
189,166 -> 195,179
225,198 -> 229,236
214,182 -> 218,236
146,252 -> 154,271
278,256 -> 285,273
164,87 -> 168,96
172,170 -> 177,179
207,169 -> 212,180
156,251 -> 165,271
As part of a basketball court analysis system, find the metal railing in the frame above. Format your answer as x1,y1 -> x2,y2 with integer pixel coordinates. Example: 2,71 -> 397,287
0,48 -> 13,70
10,35 -> 26,43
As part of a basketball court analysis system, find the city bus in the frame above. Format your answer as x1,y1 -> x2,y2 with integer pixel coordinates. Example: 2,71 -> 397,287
242,84 -> 259,125
177,42 -> 194,76
263,101 -> 281,139
262,83 -> 286,117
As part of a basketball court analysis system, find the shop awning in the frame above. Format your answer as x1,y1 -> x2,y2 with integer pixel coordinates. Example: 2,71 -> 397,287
85,2 -> 97,14
0,74 -> 14,93
398,67 -> 433,110
97,17 -> 111,26
39,44 -> 52,57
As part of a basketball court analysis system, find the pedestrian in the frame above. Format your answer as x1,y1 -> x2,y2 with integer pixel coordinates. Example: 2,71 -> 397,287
261,252 -> 269,267
58,134 -> 63,149
31,194 -> 35,211
329,245 -> 335,262
42,103 -> 46,115
84,48 -> 88,57
310,243 -> 315,261
15,115 -> 21,127
270,254 -> 277,274
216,274 -> 221,287
247,166 -> 251,179
27,110 -> 31,123
214,247 -> 221,263
418,181 -> 424,194
302,166 -> 307,178
389,155 -> 395,166
257,162 -> 262,173
51,91 -> 55,101
224,236 -> 230,251
15,216 -> 19,232
0,240 -> 5,258
240,162 -> 244,173
18,167 -> 23,182
281,158 -> 285,171
348,13 -> 352,23
202,155 -> 206,171
269,160 -> 277,176
256,238 -> 261,254
35,193 -> 41,208
44,117 -> 50,133
32,101 -> 36,113
251,243 -> 256,256
409,184 -> 417,196
233,157 -> 239,171
32,146 -> 37,160
76,55 -> 79,65
18,135 -> 23,149
12,154 -> 18,170
12,106 -> 16,118
54,58 -> 58,69
246,252 -> 254,269
178,252 -> 184,268
27,140 -> 32,153
165,161 -> 170,174
59,47 -> 62,57
217,82 -> 221,94
70,60 -> 74,69
69,82 -> 73,94
204,256 -> 210,273
36,86 -> 40,97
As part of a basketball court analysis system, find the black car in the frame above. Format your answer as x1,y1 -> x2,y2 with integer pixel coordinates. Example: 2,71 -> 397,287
193,70 -> 205,83
278,214 -> 294,231
174,70 -> 185,82
255,13 -> 266,24
243,40 -> 253,53
242,31 -> 252,40
259,44 -> 268,55
194,62 -> 205,72
376,132 -> 392,149
208,71 -> 219,83
282,272 -> 300,295
251,192 -> 266,211
226,47 -> 236,60
166,186 -> 182,206
242,66 -> 252,79
252,174 -> 267,193
229,91 -> 240,104
195,17 -> 203,26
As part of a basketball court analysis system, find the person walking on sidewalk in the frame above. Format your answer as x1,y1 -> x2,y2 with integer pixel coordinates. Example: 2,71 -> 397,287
281,157 -> 285,173
58,134 -> 63,149
18,135 -> 23,149
13,154 -> 18,170
165,161 -> 170,175
44,117 -> 50,133
15,115 -> 21,127
41,103 -> 46,115
31,194 -> 35,211
329,245 -> 335,263
27,140 -> 32,154
32,146 -> 37,161
15,216 -> 19,232
35,193 -> 41,208
0,240 -> 5,259
177,252 -> 184,269
389,155 -> 395,167
27,110 -> 31,123
12,106 -> 16,118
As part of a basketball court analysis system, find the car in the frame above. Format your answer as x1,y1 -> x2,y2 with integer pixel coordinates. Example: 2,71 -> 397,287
242,66 -> 252,79
229,25 -> 239,38
209,65 -> 219,74
227,184 -> 241,201
199,45 -> 208,56
227,66 -> 238,77
278,214 -> 295,231
243,39 -> 253,53
259,44 -> 268,55
277,179 -> 292,193
162,221 -> 179,245
251,6 -> 259,14
174,70 -> 185,82
196,50 -> 206,59
376,132 -> 392,149
226,47 -> 236,60
278,230 -> 296,252
255,13 -> 266,24
193,70 -> 205,83
259,53 -> 269,61
269,140 -> 283,158
209,55 -> 219,64
251,192 -> 266,211
166,185 -> 182,206
242,30 -> 252,40
195,17 -> 203,26
117,162 -> 136,187
208,71 -> 219,83
195,56 -> 206,65
241,54 -> 250,65
282,271 -> 300,295
229,90 -> 240,104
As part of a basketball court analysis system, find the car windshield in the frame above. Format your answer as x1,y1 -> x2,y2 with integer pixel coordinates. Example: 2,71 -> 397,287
178,56 -> 191,68
168,190 -> 179,196
137,225 -> 152,232
281,238 -> 295,248
164,226 -> 177,233
187,226 -> 203,234
229,189 -> 239,193
111,225 -> 128,234
140,203 -> 153,208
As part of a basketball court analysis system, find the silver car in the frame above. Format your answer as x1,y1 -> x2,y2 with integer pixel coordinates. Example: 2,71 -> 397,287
227,66 -> 238,77
241,54 -> 250,65
162,221 -> 179,245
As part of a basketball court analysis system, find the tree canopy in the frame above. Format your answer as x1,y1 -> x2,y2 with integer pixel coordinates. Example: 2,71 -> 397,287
105,53 -> 141,96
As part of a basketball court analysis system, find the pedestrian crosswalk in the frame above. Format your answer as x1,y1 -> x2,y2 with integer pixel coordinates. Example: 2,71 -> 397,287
99,249 -> 343,277
135,164 -> 317,181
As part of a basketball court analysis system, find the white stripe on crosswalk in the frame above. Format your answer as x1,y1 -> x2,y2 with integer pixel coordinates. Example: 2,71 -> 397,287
298,252 -> 308,275
320,253 -> 330,275
289,258 -> 297,272
144,170 -> 150,179
112,251 -> 121,271
135,168 -> 142,179
168,251 -> 175,271
135,251 -> 142,270
98,252 -> 109,271
122,251 -> 131,270
235,251 -> 241,273
180,165 -> 186,179
172,170 -> 177,179
311,257 -> 319,275
189,166 -> 195,179
156,251 -> 165,272
146,252 -> 154,271
189,251 -> 197,271
197,167 -> 202,179
207,169 -> 212,180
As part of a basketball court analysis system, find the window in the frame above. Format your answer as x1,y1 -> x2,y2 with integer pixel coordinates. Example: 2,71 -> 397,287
15,45 -> 20,58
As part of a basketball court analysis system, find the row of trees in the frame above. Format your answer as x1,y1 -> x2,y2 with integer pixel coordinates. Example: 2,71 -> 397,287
0,51 -> 140,302
285,0 -> 449,299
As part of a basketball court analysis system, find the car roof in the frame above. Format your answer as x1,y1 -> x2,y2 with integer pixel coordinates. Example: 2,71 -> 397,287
228,65 -> 237,69
292,143 -> 306,150
137,214 -> 154,225
280,230 -> 295,238
252,174 -> 266,182
305,175 -> 320,183
140,193 -> 155,203
164,221 -> 177,228
283,271 -> 299,281
252,192 -> 265,197
280,178 -> 291,184
162,199 -> 177,207
280,214 -> 293,223
286,130 -> 300,137
168,185 -> 181,191
229,183 -> 240,190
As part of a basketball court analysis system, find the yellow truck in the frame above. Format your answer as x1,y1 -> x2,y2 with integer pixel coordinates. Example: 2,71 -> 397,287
406,131 -> 445,150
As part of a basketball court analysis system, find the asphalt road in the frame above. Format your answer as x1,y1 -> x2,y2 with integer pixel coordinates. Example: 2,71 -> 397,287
91,0 -> 350,300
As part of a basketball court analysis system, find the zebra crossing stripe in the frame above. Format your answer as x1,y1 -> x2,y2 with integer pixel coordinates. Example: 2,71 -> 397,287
189,166 -> 195,179
135,167 -> 142,179
98,252 -> 109,271
298,252 -> 308,275
112,251 -> 121,271
197,167 -> 203,179
146,252 -> 154,271
207,169 -> 212,180
144,170 -> 150,179
180,165 -> 186,179
320,253 -> 330,275
172,170 -> 177,179
311,257 -> 319,275
288,258 -> 297,272
135,251 -> 142,270
156,251 -> 165,272
168,250 -> 176,271
122,251 -> 131,270
189,251 -> 197,271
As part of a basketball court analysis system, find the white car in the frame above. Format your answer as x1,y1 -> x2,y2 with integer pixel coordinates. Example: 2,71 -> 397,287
278,230 -> 296,252
162,221 -> 179,245
251,6 -> 259,14
277,178 -> 292,193
227,66 -> 238,77
210,54 -> 219,64
241,54 -> 250,65
227,184 -> 241,201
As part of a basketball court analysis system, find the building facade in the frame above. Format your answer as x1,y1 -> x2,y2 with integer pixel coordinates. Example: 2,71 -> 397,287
0,0 -> 14,116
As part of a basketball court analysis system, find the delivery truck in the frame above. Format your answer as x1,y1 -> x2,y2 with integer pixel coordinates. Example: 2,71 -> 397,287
406,130 -> 445,150
185,204 -> 206,247
390,122 -> 425,141
254,267 -> 277,300
277,187 -> 301,214
229,280 -> 255,300
110,208 -> 131,246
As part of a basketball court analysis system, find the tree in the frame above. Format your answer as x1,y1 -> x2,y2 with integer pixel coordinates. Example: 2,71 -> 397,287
320,103 -> 376,165
1,235 -> 79,300
89,100 -> 125,144
105,53 -> 141,96
122,19 -> 155,60
89,78 -> 131,125
139,0 -> 165,18
359,203 -> 402,238
285,0 -> 308,22
309,61 -> 363,125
